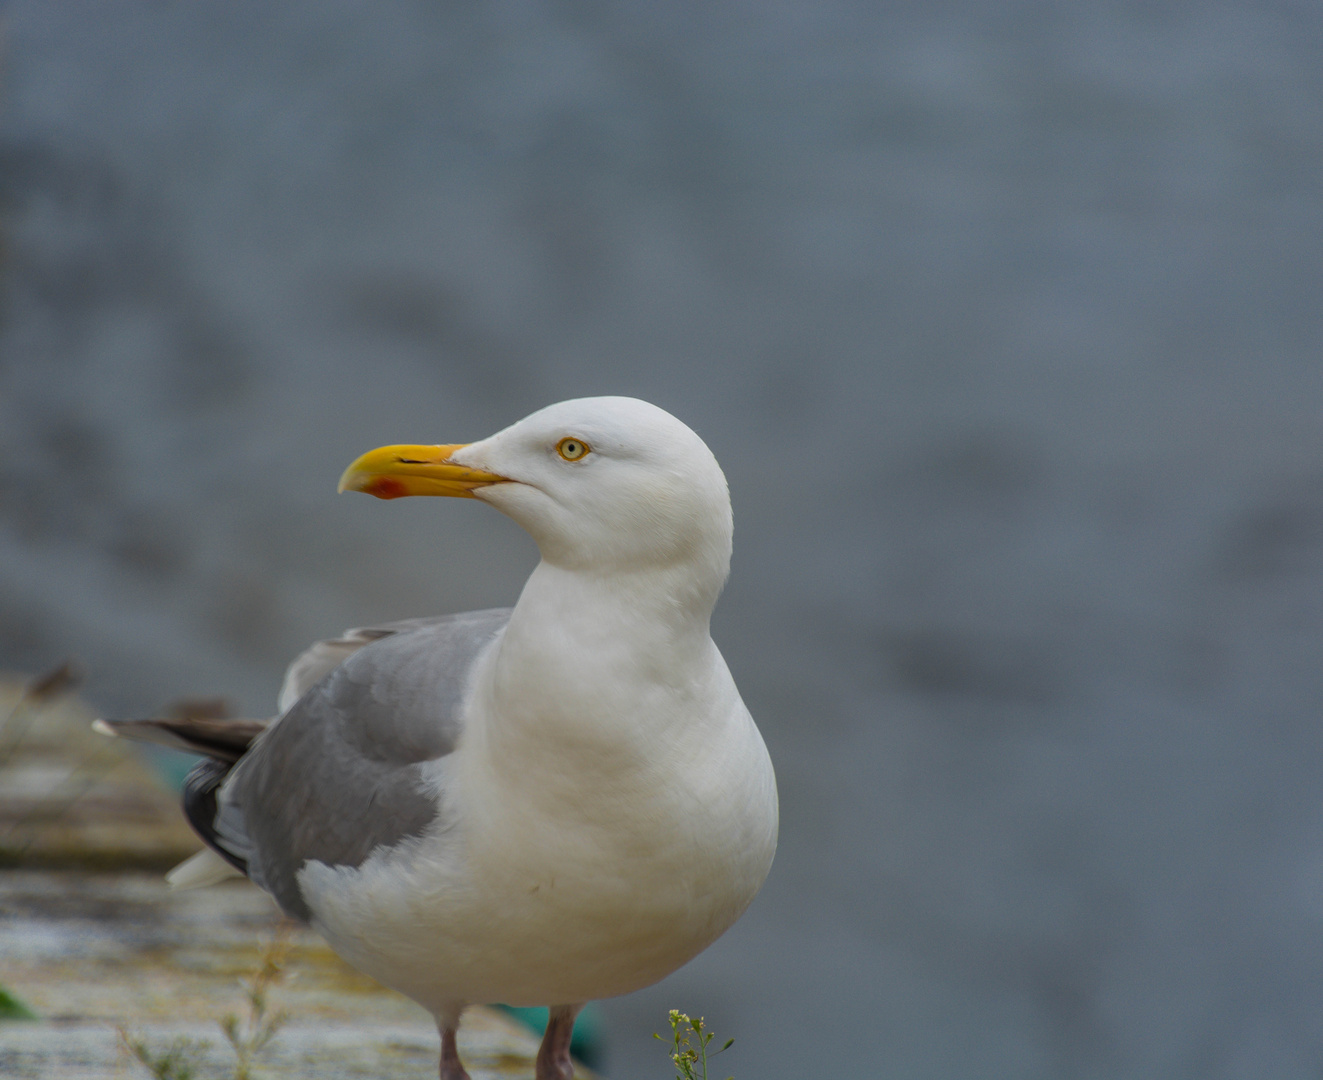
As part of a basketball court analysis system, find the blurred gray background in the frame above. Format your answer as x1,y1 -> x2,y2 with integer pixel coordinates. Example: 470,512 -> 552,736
3,2 -> 1323,1077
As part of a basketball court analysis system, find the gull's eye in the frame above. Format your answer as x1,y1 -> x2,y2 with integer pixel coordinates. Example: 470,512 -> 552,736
556,437 -> 590,462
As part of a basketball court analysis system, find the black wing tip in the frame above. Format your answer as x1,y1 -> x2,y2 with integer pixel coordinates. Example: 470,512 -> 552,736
182,759 -> 249,876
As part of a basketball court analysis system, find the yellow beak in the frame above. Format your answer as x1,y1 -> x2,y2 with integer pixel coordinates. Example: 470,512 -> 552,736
337,443 -> 508,500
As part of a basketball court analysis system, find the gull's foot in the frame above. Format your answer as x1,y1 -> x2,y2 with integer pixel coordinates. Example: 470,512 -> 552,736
534,1004 -> 582,1080
440,1024 -> 471,1080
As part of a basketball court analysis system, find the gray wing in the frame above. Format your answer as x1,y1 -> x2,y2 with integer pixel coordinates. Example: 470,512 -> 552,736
275,615 -> 453,714
216,608 -> 510,920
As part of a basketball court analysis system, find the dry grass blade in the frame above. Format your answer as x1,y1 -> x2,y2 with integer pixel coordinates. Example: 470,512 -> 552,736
24,660 -> 83,703
0,660 -> 83,757
117,1027 -> 210,1080
116,925 -> 293,1080
221,923 -> 294,1079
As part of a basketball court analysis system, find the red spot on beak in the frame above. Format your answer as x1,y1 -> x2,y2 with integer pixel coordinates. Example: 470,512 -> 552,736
363,476 -> 409,500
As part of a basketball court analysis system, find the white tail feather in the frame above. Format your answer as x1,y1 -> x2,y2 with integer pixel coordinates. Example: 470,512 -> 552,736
166,847 -> 243,890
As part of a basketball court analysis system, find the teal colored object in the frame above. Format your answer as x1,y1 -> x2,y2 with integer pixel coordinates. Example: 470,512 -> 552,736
138,744 -> 200,792
496,1004 -> 605,1069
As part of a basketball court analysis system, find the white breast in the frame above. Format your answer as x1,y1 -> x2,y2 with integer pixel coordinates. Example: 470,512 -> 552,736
296,630 -> 777,1013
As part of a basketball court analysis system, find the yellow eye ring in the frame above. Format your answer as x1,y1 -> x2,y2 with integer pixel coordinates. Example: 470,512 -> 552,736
556,437 -> 590,461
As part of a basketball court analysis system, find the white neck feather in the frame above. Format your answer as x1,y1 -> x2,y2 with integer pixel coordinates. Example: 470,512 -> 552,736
466,558 -> 738,799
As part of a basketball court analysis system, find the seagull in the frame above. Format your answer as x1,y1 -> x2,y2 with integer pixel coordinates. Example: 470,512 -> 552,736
98,397 -> 778,1080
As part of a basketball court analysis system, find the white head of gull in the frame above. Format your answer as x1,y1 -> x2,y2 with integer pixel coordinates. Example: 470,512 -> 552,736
120,397 -> 778,1080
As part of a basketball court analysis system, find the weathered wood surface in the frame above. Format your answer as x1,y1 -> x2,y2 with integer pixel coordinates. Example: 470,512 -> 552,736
0,677 -> 598,1079
0,674 -> 200,870
0,871 -> 566,1079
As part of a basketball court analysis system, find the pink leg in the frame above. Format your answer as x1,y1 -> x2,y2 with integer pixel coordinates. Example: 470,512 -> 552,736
439,1023 -> 471,1080
535,1004 -> 582,1080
